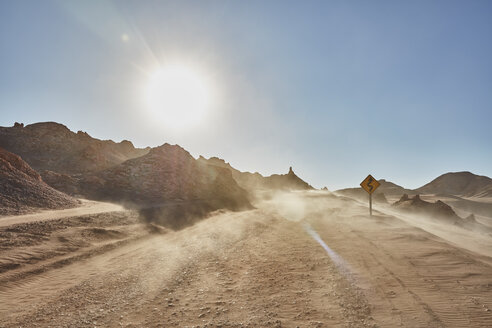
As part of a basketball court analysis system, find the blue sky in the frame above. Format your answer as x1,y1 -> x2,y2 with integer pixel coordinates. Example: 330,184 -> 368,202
1,0 -> 491,189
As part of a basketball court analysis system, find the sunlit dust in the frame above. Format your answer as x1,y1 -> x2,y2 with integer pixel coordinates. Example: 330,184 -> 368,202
144,64 -> 212,130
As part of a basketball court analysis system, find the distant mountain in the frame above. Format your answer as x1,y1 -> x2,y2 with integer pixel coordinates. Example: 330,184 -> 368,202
197,156 -> 313,192
335,179 -> 412,202
337,171 -> 492,202
0,147 -> 78,215
377,179 -> 414,197
337,172 -> 492,223
0,122 -> 149,175
415,171 -> 492,198
334,188 -> 388,203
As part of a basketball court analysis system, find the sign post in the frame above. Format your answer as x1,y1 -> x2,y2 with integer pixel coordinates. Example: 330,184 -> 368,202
360,174 -> 380,217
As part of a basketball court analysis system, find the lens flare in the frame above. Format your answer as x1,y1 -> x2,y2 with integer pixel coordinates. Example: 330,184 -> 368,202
303,223 -> 352,276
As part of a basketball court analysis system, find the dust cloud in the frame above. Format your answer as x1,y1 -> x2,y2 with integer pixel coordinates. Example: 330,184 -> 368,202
253,189 -> 349,222
375,203 -> 492,258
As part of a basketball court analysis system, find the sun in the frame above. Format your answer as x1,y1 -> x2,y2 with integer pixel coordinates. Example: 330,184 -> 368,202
144,64 -> 212,130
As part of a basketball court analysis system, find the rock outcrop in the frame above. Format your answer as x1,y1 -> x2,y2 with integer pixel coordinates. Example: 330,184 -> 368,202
197,156 -> 313,192
0,147 -> 79,215
40,170 -> 80,195
0,122 -> 149,175
392,194 -> 492,233
392,194 -> 461,221
263,166 -> 313,190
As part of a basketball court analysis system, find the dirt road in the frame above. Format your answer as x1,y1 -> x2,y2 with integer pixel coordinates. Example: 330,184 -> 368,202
0,192 -> 491,327
0,199 -> 124,227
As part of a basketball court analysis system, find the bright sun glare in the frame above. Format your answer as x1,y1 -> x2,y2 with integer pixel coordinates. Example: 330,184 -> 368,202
144,64 -> 212,130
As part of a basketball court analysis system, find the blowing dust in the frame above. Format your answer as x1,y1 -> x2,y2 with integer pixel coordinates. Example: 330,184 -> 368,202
375,204 -> 492,258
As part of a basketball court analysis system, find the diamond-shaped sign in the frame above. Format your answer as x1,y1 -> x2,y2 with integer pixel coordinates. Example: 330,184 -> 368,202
360,174 -> 380,194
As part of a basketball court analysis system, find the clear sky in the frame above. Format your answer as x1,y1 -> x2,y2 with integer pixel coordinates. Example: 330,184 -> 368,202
1,0 -> 491,190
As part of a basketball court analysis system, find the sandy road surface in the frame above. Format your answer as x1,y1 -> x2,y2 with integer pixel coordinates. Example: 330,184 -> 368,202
0,200 -> 124,227
1,192 -> 491,327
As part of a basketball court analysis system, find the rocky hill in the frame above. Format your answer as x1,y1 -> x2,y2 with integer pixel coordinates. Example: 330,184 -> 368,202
197,156 -> 313,192
0,122 -> 149,175
415,171 -> 492,198
80,144 -> 252,228
0,147 -> 79,215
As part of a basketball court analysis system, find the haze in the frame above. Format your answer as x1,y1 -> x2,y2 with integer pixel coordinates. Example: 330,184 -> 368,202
1,0 -> 491,190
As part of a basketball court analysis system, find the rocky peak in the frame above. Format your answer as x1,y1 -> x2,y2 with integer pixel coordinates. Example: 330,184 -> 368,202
209,157 -> 228,165
25,122 -> 72,135
76,130 -> 91,138
78,142 -> 252,226
119,140 -> 134,148
149,143 -> 193,159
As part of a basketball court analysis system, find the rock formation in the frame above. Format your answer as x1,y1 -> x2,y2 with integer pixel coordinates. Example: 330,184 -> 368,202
197,156 -> 313,192
392,194 -> 492,233
80,144 -> 252,228
0,147 -> 79,215
0,122 -> 149,175
392,194 -> 461,221
40,170 -> 80,195
0,121 -> 317,228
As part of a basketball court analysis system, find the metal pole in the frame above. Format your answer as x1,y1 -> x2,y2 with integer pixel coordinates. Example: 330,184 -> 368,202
369,193 -> 372,217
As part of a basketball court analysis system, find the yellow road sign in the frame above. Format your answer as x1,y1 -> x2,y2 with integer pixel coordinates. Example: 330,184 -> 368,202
360,174 -> 380,194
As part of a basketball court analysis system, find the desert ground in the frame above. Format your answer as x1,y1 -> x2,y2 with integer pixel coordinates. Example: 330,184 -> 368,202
1,191 -> 491,328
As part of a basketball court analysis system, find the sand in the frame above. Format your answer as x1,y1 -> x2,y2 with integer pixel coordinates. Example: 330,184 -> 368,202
0,192 -> 491,327
0,199 -> 124,227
